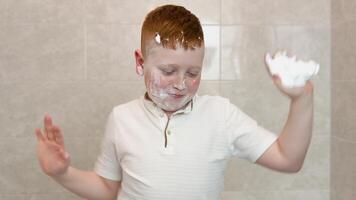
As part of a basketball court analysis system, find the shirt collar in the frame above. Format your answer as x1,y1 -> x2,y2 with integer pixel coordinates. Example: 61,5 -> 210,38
141,92 -> 196,117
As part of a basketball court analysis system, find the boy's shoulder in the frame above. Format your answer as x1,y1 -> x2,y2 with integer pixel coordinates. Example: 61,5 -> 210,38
111,97 -> 142,114
195,94 -> 241,113
195,94 -> 231,106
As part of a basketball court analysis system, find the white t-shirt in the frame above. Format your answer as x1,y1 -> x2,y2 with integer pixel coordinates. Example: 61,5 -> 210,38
94,95 -> 277,200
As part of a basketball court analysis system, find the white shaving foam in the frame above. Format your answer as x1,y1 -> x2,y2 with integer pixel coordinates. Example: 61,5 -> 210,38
147,72 -> 191,112
265,51 -> 320,88
155,33 -> 161,44
173,79 -> 186,91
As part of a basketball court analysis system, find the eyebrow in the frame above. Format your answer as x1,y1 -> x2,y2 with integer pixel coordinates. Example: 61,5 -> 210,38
158,64 -> 201,70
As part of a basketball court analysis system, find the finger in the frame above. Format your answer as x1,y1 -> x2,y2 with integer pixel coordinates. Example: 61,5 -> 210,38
272,75 -> 279,81
35,128 -> 45,142
264,53 -> 273,77
59,148 -> 70,161
272,75 -> 282,87
45,142 -> 65,158
305,80 -> 314,93
52,125 -> 65,147
49,126 -> 56,141
44,114 -> 54,141
47,141 -> 62,151
51,145 -> 67,161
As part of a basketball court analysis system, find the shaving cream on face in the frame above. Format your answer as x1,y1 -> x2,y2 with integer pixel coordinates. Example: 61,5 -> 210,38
146,70 -> 193,112
143,42 -> 204,112
265,51 -> 320,88
173,78 -> 187,91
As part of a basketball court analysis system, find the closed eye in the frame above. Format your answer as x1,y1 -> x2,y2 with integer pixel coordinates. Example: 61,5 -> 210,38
161,69 -> 175,76
187,72 -> 200,77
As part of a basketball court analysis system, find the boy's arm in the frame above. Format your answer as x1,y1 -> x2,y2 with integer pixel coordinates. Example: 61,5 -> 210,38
35,115 -> 120,199
52,167 -> 120,200
255,78 -> 314,173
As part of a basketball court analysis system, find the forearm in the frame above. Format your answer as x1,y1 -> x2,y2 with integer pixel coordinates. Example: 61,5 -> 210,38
52,166 -> 118,200
278,92 -> 313,170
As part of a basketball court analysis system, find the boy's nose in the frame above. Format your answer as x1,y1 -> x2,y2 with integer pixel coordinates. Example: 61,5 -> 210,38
173,76 -> 186,91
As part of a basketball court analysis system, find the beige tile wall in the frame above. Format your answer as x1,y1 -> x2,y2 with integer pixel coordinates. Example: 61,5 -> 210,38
0,0 -> 331,199
331,0 -> 356,198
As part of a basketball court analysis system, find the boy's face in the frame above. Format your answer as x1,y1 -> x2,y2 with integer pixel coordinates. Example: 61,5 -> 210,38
135,43 -> 204,112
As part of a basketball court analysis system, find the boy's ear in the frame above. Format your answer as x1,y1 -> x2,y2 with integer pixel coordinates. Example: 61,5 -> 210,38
134,49 -> 144,76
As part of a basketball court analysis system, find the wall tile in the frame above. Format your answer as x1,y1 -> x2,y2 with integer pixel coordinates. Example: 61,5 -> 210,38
84,0 -> 220,25
0,138 -> 59,193
222,0 -> 330,25
0,24 -> 85,83
221,25 -> 330,82
331,1 -> 356,199
332,81 -> 356,141
331,137 -> 356,200
221,25 -> 275,81
0,195 -> 26,200
314,78 -> 331,136
0,81 -> 146,138
202,25 -> 220,80
0,0 -> 8,25
86,138 -> 103,167
331,21 -> 356,81
86,24 -> 141,81
5,0 -> 83,24
273,25 -> 330,82
331,0 -> 346,23
339,0 -> 356,21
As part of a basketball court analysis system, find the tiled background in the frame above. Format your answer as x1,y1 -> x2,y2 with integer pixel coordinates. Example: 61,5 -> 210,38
331,0 -> 356,199
0,0 -> 349,199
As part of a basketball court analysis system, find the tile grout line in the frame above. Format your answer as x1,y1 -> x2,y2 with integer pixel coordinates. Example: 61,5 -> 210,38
218,0 -> 222,95
331,135 -> 356,144
82,0 -> 88,81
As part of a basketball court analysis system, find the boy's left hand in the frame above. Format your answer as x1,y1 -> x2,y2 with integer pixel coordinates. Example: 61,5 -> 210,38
265,62 -> 314,100
270,75 -> 314,100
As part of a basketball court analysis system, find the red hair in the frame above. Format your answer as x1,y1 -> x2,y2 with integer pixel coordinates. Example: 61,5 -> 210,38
141,5 -> 204,58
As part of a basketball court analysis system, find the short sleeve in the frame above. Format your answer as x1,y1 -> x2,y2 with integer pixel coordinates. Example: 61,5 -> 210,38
94,109 -> 122,181
225,100 -> 278,163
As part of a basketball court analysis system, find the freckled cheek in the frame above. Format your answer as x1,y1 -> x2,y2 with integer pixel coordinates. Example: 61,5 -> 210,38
147,74 -> 171,88
187,78 -> 200,93
158,79 -> 172,88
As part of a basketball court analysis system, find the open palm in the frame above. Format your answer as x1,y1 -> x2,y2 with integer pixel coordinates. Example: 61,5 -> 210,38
271,75 -> 314,100
264,54 -> 314,100
35,115 -> 70,177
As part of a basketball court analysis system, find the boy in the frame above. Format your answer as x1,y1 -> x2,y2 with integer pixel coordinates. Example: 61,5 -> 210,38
35,4 -> 313,200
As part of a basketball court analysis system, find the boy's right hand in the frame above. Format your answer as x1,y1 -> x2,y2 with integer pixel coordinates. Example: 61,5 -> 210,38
35,115 -> 70,177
